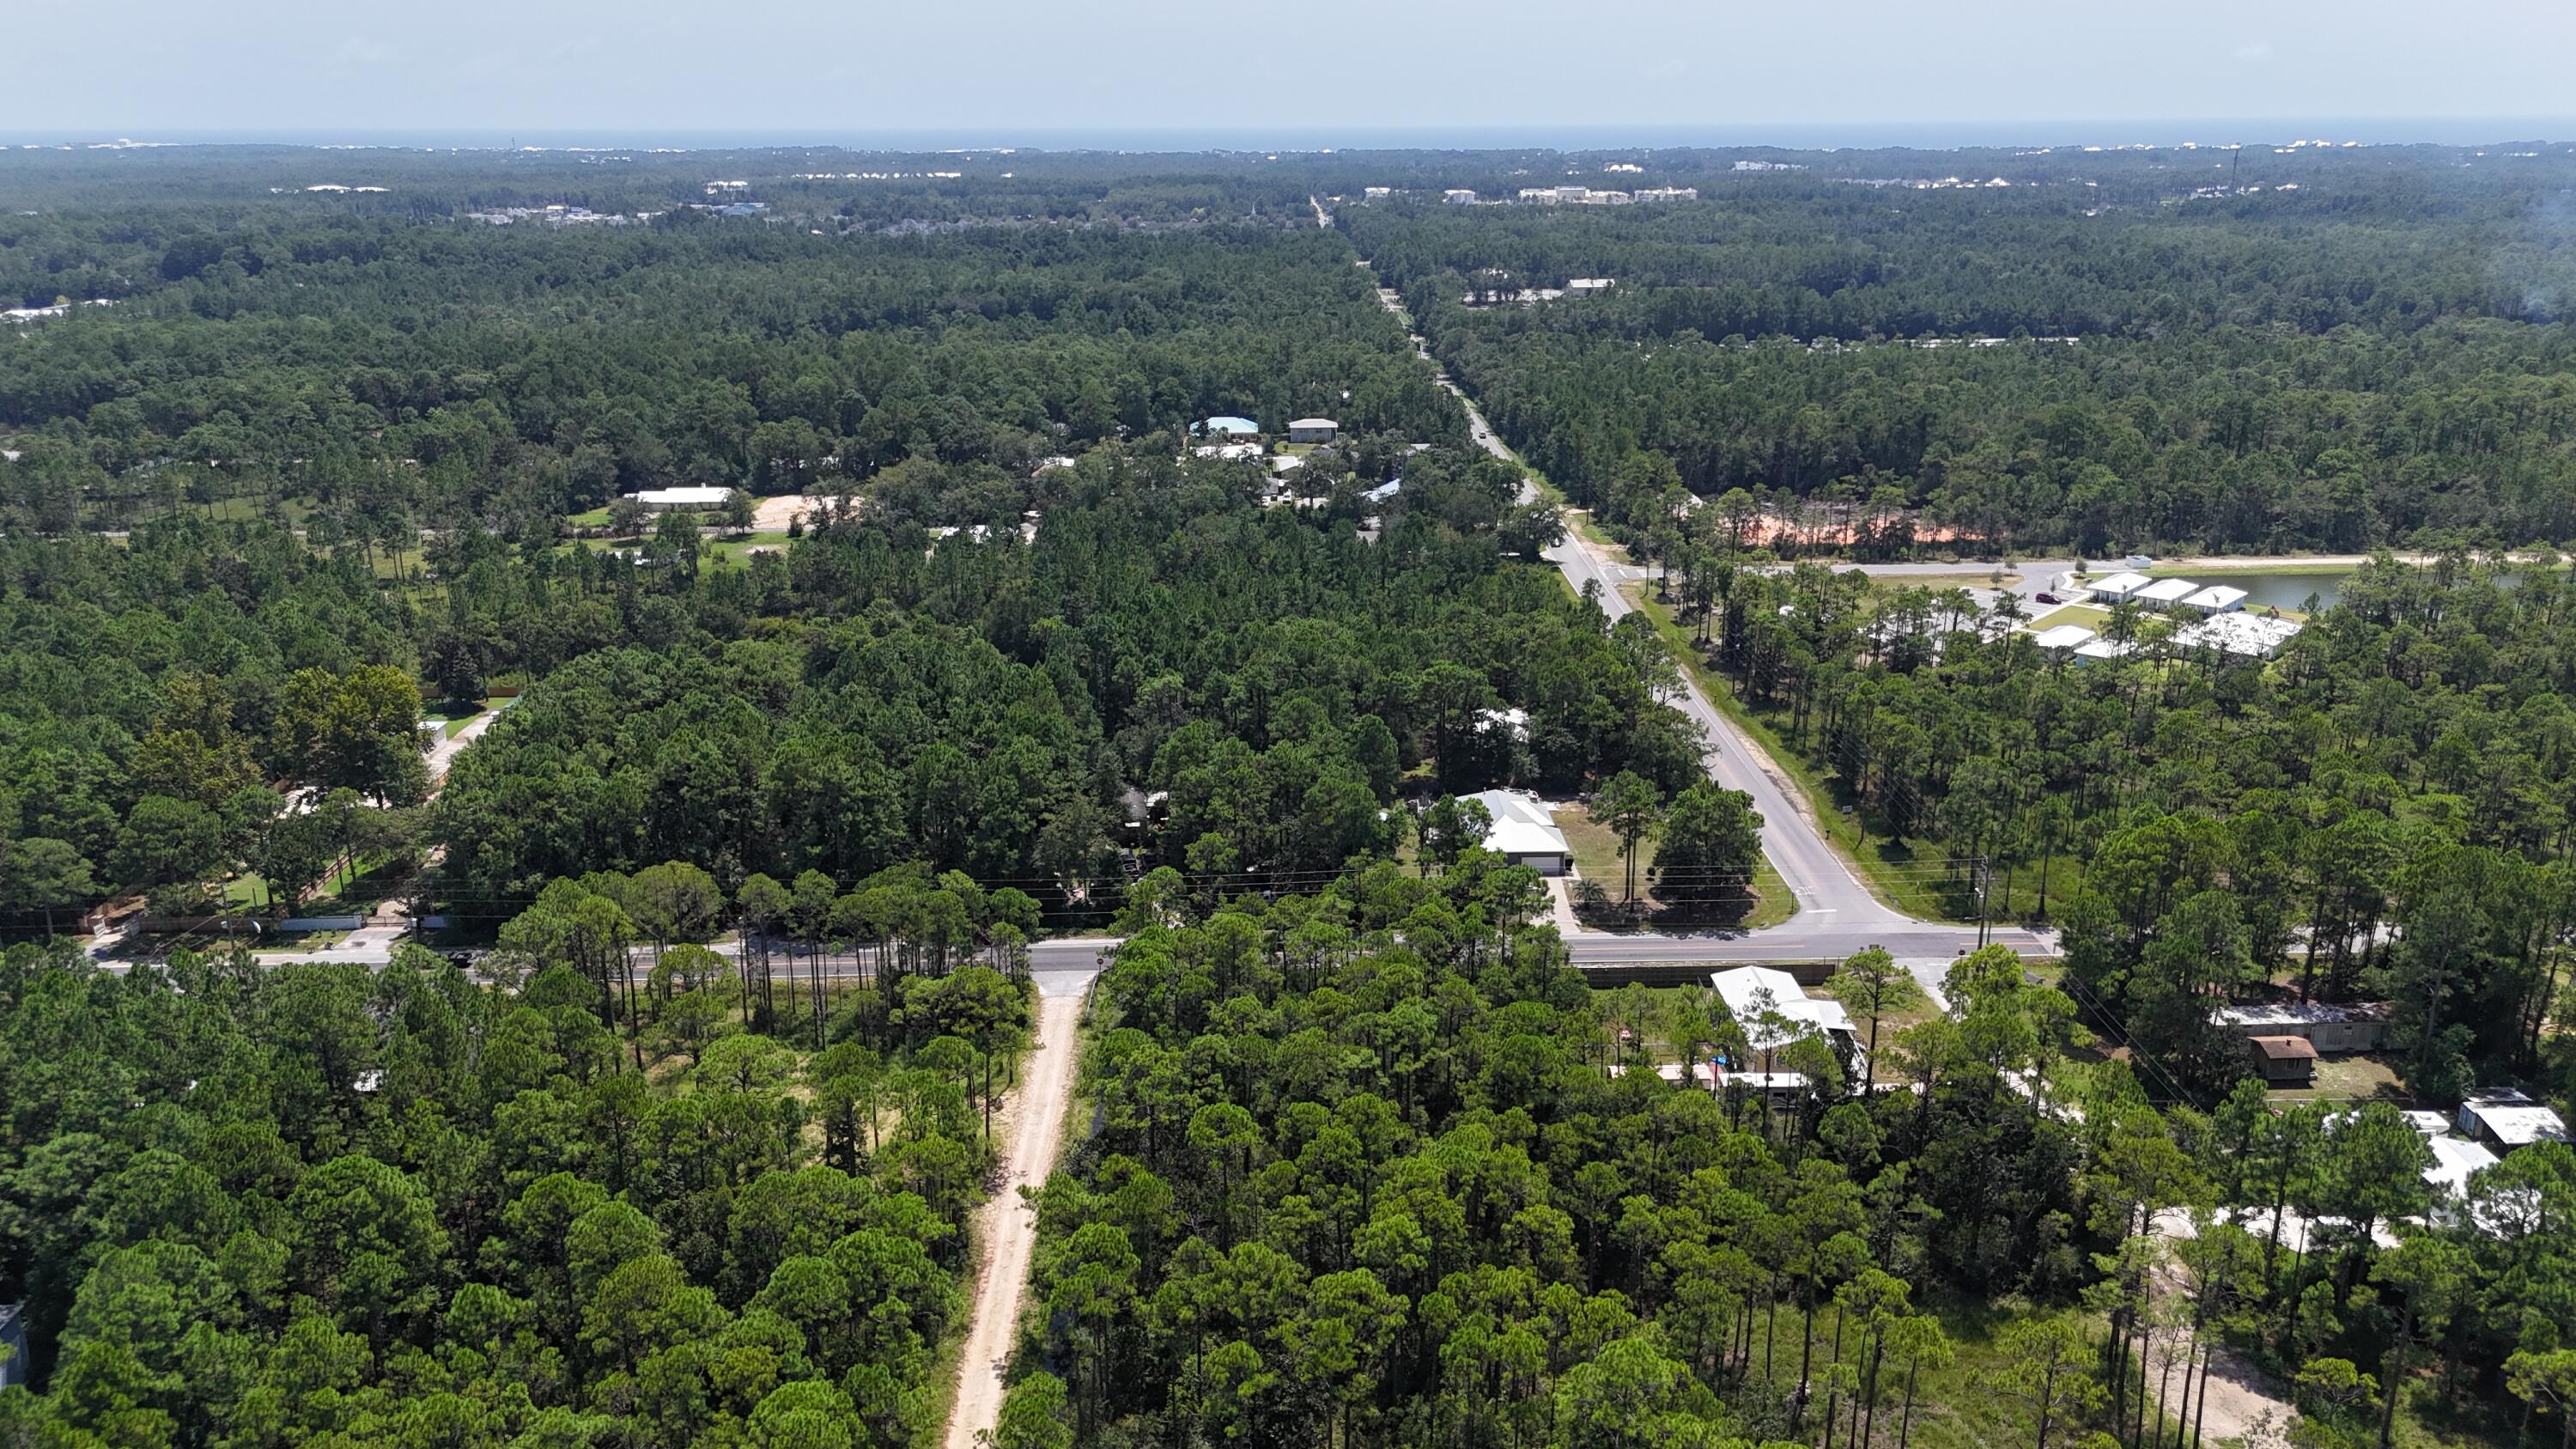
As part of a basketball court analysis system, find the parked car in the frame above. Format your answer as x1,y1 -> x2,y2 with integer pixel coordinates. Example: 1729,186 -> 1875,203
2034,591 -> 2063,605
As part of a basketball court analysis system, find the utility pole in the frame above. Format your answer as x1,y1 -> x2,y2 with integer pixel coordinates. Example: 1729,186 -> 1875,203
1973,855 -> 1991,949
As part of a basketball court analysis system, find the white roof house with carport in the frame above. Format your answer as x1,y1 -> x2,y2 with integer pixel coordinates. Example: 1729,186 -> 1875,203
2085,570 -> 2154,600
2131,576 -> 2202,608
1461,789 -> 1571,875
2184,585 -> 2248,614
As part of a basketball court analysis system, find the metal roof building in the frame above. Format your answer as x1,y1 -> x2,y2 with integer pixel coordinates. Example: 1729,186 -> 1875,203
1461,789 -> 1571,875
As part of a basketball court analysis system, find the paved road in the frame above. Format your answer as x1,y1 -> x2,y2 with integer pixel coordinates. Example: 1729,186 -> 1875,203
1357,265 -> 2050,965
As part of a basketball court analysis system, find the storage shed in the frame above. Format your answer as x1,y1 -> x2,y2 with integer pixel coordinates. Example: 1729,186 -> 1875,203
2249,1035 -> 2318,1086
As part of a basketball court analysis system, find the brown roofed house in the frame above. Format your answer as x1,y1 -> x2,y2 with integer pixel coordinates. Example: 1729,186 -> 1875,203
2249,1035 -> 2318,1086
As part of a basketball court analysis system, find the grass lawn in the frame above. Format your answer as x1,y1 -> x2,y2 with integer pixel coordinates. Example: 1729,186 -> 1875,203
707,531 -> 793,563
2027,602 -> 2114,631
1876,570 -> 2024,592
434,697 -> 509,738
566,506 -> 612,528
1555,801 -> 1795,928
1555,801 -> 1654,891
2265,1051 -> 2410,1105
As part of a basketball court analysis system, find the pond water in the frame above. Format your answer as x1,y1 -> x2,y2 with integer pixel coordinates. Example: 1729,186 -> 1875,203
2178,570 -> 2352,613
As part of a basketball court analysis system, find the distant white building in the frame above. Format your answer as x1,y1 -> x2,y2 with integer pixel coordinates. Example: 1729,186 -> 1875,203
2184,585 -> 2249,614
2176,612 -> 2303,659
1461,789 -> 1570,874
1192,441 -> 1263,461
1635,186 -> 1698,201
2031,624 -> 2094,653
1476,706 -> 1530,743
1443,188 -> 1477,204
1564,278 -> 1617,297
1364,186 -> 1394,199
1361,478 -> 1402,503
1288,417 -> 1340,445
2084,569 -> 2154,601
624,485 -> 732,511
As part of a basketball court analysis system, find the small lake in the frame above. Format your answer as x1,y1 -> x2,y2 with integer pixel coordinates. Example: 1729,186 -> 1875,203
2180,571 -> 2352,613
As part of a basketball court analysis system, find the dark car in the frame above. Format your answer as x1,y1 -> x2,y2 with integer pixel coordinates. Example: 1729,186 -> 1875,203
2034,591 -> 2062,605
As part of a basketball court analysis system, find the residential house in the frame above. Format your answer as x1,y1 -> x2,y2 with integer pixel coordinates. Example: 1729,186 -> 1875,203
2176,613 -> 2303,659
2131,577 -> 2201,609
2248,1035 -> 2318,1085
623,485 -> 732,511
1288,417 -> 1340,444
1461,789 -> 1570,874
2215,1002 -> 2390,1052
2458,1088 -> 2570,1152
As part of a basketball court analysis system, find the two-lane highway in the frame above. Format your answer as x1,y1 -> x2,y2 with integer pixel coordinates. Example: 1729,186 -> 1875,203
1364,261 -> 2045,965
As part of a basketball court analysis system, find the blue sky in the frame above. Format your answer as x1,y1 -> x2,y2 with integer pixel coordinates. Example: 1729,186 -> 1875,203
8,0 -> 2573,143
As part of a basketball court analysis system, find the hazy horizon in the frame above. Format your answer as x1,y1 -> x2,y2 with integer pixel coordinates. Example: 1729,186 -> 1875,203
9,0 -> 2574,142
9,119 -> 2575,155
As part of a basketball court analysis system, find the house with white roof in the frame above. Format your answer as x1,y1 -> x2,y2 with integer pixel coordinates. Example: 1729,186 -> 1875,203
1710,966 -> 1856,1053
623,485 -> 732,511
2458,1088 -> 2569,1151
2184,585 -> 2247,614
2085,570 -> 2154,600
2176,612 -> 2302,659
2031,624 -> 2093,653
2215,1001 -> 2389,1052
1461,789 -> 1570,874
2073,637 -> 2136,665
2131,577 -> 2201,608
1288,417 -> 1340,445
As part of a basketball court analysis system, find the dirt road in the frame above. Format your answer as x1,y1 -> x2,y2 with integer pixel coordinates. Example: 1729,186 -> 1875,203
942,983 -> 1089,1449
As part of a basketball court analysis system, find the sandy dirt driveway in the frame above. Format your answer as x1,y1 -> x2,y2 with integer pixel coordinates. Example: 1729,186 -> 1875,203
750,494 -> 811,532
942,983 -> 1088,1449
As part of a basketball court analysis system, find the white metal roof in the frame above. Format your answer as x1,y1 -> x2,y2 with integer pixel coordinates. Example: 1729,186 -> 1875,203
2133,577 -> 2200,605
2215,1002 -> 2390,1027
1463,790 -> 1569,858
2423,1134 -> 2499,1199
1710,966 -> 1853,1053
627,485 -> 732,506
2087,570 -> 2154,595
2177,613 -> 2302,657
2073,637 -> 2136,661
1289,417 -> 1339,429
2184,585 -> 2248,611
2031,624 -> 2093,649
2464,1091 -> 2570,1146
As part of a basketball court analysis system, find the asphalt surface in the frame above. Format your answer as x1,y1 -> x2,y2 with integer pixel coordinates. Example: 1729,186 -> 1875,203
1368,277 -> 2041,965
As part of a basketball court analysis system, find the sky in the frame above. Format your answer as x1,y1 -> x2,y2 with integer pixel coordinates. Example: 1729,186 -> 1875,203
8,0 -> 2574,146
